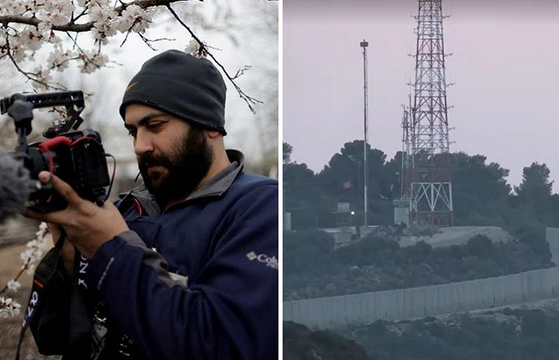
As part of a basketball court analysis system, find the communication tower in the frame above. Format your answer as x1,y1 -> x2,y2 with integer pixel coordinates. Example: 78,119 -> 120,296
401,0 -> 453,226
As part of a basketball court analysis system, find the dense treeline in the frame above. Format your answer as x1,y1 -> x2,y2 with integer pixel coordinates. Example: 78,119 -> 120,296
284,141 -> 559,232
284,141 -> 558,299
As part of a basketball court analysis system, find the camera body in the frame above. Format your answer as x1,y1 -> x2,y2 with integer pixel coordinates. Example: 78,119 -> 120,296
1,91 -> 111,212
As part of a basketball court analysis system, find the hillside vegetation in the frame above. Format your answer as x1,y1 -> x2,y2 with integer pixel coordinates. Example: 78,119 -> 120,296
284,321 -> 374,360
284,231 -> 553,300
338,305 -> 559,360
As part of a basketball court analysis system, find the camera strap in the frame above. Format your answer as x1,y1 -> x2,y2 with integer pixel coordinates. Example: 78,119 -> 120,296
15,233 -> 66,360
68,249 -> 94,358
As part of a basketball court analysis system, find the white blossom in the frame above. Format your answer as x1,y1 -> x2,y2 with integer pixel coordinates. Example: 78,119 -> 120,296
80,51 -> 108,74
114,5 -> 153,34
36,18 -> 61,45
36,2 -> 74,27
32,66 -> 53,90
0,297 -> 21,318
20,248 -> 36,264
0,1 -> 32,15
26,240 -> 38,249
48,49 -> 72,71
91,7 -> 118,45
185,39 -> 201,56
75,0 -> 88,8
19,28 -> 43,51
37,222 -> 49,240
20,232 -> 45,265
89,4 -> 118,23
0,221 -> 49,319
7,280 -> 21,292
26,264 -> 37,276
45,1 -> 75,23
11,46 -> 26,62
37,20 -> 53,37
88,0 -> 111,9
0,31 -> 7,52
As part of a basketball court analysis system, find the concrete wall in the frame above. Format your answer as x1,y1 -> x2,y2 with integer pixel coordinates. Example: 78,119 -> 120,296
283,266 -> 559,329
546,227 -> 559,265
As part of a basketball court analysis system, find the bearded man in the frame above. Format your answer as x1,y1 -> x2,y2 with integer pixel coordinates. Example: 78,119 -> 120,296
24,50 -> 278,360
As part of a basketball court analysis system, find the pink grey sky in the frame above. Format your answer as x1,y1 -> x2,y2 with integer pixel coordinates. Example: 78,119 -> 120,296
283,0 -> 559,192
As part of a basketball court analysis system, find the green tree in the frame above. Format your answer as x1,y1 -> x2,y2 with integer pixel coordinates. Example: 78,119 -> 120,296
450,152 -> 511,225
284,161 -> 320,229
283,142 -> 294,164
283,143 -> 321,229
384,151 -> 405,199
514,162 -> 553,224
316,141 -> 393,225
515,162 -> 553,200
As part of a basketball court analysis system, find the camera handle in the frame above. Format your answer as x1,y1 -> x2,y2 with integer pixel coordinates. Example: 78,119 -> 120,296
0,91 -> 86,139
0,91 -> 86,164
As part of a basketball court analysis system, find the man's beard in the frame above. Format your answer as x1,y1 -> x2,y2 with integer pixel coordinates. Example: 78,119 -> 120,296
138,127 -> 213,207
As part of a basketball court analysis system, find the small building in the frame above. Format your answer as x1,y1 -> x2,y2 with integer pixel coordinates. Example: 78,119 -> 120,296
332,202 -> 353,227
393,198 -> 409,227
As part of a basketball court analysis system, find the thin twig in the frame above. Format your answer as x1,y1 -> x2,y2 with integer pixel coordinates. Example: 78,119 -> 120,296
166,4 -> 262,114
139,33 -> 176,49
4,38 -> 67,91
0,258 -> 30,296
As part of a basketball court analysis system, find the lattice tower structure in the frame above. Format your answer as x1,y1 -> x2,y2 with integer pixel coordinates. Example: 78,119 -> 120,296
404,0 -> 454,226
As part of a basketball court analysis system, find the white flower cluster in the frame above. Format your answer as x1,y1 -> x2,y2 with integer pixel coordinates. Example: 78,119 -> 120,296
0,222 -> 50,319
0,0 -> 159,89
185,38 -> 207,59
22,222 -> 49,275
115,5 -> 153,34
36,0 -> 75,27
7,280 -> 22,291
0,296 -> 21,318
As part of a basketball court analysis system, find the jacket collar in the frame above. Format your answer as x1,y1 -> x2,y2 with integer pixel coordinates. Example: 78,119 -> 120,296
186,149 -> 244,201
120,149 -> 244,215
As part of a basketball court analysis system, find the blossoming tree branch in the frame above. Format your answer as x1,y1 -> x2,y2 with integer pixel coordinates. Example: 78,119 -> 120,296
0,0 -> 260,110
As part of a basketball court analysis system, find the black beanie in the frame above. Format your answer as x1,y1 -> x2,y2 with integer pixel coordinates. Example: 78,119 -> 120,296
120,50 -> 227,135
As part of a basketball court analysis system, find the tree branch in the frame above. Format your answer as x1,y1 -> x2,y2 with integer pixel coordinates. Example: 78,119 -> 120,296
4,37 -> 67,90
0,0 -> 196,33
166,4 -> 262,114
0,0 -> 265,111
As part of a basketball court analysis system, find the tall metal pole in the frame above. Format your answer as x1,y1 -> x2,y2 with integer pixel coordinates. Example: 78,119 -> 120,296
360,40 -> 369,228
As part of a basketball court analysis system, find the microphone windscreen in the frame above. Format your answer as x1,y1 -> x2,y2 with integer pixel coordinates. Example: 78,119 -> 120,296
0,147 -> 31,222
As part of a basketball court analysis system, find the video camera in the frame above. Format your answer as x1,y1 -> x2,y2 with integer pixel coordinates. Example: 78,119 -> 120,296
0,91 -> 111,212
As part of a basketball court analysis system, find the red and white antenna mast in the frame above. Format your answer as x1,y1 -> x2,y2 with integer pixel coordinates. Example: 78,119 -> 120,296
403,0 -> 454,226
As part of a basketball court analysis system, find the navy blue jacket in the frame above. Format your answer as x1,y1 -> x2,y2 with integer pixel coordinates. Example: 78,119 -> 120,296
30,151 -> 278,359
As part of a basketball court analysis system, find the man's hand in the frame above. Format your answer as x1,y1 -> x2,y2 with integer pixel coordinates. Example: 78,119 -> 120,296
23,171 -> 129,259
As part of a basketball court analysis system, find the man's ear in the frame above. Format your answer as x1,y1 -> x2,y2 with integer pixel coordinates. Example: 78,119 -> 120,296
207,130 -> 221,139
